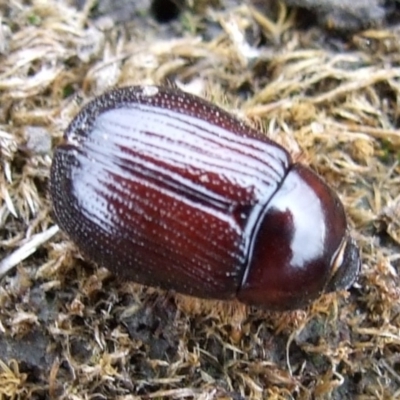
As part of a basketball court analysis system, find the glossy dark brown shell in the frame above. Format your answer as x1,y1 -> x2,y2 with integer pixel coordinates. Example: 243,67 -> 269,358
50,85 -> 360,310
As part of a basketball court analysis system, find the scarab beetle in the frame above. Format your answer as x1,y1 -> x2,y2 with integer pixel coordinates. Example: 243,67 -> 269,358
50,85 -> 360,310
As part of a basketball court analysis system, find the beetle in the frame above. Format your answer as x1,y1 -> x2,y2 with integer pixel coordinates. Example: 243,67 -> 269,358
50,85 -> 360,310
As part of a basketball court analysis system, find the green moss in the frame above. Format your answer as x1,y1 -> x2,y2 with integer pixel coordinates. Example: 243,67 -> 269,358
27,14 -> 41,26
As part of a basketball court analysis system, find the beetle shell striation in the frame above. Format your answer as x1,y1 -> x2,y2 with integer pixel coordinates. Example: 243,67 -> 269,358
50,85 -> 360,310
